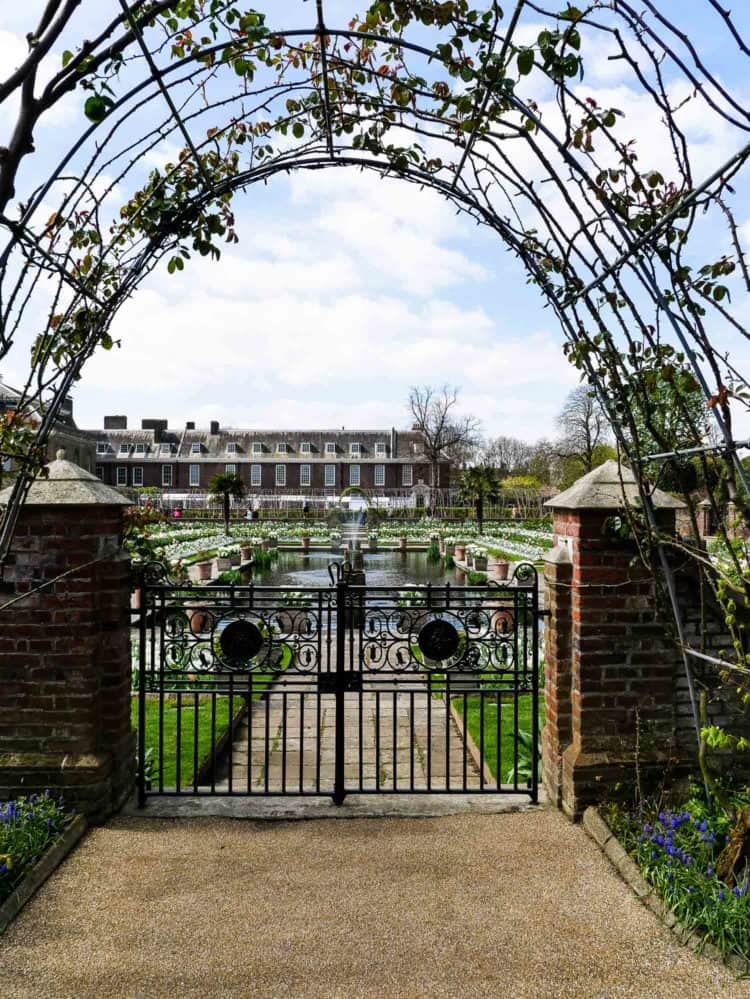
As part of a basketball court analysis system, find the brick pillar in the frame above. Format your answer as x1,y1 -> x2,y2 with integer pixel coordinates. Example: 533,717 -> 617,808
542,541 -> 573,808
0,452 -> 134,821
543,461 -> 685,818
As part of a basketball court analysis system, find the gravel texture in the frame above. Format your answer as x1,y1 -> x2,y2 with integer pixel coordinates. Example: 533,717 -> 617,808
0,808 -> 745,998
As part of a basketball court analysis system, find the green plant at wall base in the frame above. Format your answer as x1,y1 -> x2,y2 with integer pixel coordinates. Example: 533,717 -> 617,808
459,694 -> 543,785
426,540 -> 441,563
466,570 -> 487,586
0,793 -> 71,904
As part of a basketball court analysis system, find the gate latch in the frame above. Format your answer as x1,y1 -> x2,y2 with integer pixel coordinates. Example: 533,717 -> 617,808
319,672 -> 363,694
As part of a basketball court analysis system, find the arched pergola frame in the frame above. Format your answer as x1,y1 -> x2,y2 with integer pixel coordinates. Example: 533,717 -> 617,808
3,0 -> 750,760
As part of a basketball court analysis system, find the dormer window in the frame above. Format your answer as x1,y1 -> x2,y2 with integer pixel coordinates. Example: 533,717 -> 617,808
134,443 -> 146,455
277,442 -> 289,454
190,442 -> 201,454
350,442 -> 362,456
252,442 -> 263,455
375,442 -> 386,456
159,442 -> 173,454
96,442 -> 109,455
300,441 -> 311,454
118,443 -> 130,455
226,442 -> 238,454
325,442 -> 336,455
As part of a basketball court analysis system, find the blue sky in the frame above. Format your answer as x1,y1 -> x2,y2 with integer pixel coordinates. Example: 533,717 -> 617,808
1,1 -> 749,442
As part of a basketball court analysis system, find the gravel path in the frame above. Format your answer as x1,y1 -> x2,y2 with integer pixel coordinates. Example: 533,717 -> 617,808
0,809 -> 745,998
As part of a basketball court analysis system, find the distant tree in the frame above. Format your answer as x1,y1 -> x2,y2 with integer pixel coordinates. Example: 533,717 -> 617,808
457,466 -> 500,533
483,435 -> 531,478
208,472 -> 245,535
407,385 -> 482,498
555,385 -> 610,478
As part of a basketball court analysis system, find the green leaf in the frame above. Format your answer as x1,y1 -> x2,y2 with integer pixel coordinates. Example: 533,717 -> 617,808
292,121 -> 305,139
62,50 -> 74,68
83,94 -> 113,124
517,49 -> 534,76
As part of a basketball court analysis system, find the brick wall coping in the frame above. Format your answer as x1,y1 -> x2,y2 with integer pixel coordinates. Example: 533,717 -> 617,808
544,460 -> 685,511
0,450 -> 129,506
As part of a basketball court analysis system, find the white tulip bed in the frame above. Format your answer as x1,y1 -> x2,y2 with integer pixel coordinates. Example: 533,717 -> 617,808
132,518 -> 554,571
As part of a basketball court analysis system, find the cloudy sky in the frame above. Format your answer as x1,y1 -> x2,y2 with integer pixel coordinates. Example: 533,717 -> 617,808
1,2 -> 749,442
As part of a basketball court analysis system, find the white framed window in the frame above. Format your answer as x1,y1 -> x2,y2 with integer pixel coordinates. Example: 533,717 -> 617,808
189,464 -> 200,487
275,464 -> 286,487
225,463 -> 237,476
159,442 -> 172,454
96,441 -> 108,455
162,464 -> 173,487
375,442 -> 387,456
325,441 -> 336,455
132,466 -> 144,487
118,443 -> 130,455
226,442 -> 238,454
277,442 -> 289,454
116,466 -> 127,486
349,464 -> 360,486
350,442 -> 361,456
250,464 -> 261,486
190,442 -> 201,454
300,441 -> 311,454
325,464 -> 335,487
402,464 -> 413,487
134,443 -> 146,455
300,464 -> 311,487
374,464 -> 385,487
252,442 -> 263,454
95,465 -> 104,480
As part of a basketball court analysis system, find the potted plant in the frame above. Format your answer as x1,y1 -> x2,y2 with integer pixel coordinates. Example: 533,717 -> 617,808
195,560 -> 212,581
490,558 -> 510,581
301,533 -> 311,552
240,544 -> 253,562
399,535 -> 408,553
444,536 -> 456,557
215,547 -> 232,572
368,531 -> 378,552
473,548 -> 488,572
454,541 -> 466,562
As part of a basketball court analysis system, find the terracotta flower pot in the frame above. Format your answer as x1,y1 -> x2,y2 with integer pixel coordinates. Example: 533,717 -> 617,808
454,544 -> 466,562
195,561 -> 212,581
302,535 -> 311,551
490,559 -> 509,581
240,545 -> 253,562
399,537 -> 407,553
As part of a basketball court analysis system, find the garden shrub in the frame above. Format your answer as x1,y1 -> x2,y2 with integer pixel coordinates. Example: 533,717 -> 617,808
0,793 -> 71,903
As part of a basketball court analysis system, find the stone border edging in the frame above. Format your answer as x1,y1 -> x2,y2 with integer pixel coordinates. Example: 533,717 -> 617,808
582,806 -> 750,978
0,813 -> 87,936
448,698 -> 496,787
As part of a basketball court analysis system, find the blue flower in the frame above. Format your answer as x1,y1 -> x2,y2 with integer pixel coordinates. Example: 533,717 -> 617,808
718,890 -> 726,901
706,864 -> 714,877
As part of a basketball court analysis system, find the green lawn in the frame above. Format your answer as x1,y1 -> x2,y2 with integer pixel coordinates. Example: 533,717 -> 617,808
133,646 -> 292,789
456,692 -> 544,785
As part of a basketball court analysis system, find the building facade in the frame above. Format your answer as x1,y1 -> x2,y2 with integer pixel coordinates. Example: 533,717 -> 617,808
87,416 -> 449,500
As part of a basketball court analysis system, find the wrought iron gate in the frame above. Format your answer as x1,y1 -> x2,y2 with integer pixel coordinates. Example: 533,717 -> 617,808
134,563 -> 539,805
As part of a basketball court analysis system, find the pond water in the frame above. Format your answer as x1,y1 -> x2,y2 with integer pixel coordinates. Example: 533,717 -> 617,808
252,550 -> 465,589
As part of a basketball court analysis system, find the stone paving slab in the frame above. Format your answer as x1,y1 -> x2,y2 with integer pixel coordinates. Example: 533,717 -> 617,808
0,809 -> 742,998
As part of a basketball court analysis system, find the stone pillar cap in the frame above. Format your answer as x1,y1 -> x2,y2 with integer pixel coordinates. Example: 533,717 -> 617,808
544,459 -> 685,511
0,449 -> 130,507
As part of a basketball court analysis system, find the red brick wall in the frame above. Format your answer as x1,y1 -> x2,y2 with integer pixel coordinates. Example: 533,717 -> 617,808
0,505 -> 134,820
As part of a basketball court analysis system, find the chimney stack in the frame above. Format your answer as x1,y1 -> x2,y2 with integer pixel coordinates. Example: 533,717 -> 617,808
104,415 -> 127,430
185,421 -> 195,430
210,420 -> 220,435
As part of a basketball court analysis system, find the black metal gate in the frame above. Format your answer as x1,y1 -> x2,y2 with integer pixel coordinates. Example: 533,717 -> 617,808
134,562 -> 539,805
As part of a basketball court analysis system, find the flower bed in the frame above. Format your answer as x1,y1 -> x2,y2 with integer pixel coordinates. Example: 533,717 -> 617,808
1,794 -> 77,915
606,791 -> 750,964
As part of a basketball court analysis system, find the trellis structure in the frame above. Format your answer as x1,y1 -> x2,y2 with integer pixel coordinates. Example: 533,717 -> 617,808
2,1 -> 750,757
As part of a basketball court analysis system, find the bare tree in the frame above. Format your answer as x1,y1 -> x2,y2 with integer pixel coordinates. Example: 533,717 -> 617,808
483,435 -> 532,478
555,385 -> 610,476
407,386 -> 482,498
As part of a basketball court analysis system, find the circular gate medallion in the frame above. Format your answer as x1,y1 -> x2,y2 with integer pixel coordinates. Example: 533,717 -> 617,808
220,620 -> 264,663
417,619 -> 460,662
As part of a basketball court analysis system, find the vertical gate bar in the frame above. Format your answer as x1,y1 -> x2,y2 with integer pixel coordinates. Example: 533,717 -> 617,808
137,576 -> 147,808
282,691 -> 288,794
299,683 -> 305,792
463,690 -> 468,790
316,687 -> 321,793
375,689 -> 381,791
531,575 -> 540,802
445,673 -> 451,791
496,688 -> 501,791
333,578 -> 347,805
358,684 -> 363,791
176,690 -> 182,794
317,591 -> 323,673
513,616 -> 520,792
192,686 -> 199,793
392,689 -> 397,791
426,675 -> 432,790
158,592 -> 165,794
264,685 -> 270,794
210,691 -> 217,793
251,673 -> 255,794
409,689 -> 415,791
479,690 -> 485,791
227,673 -> 234,794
